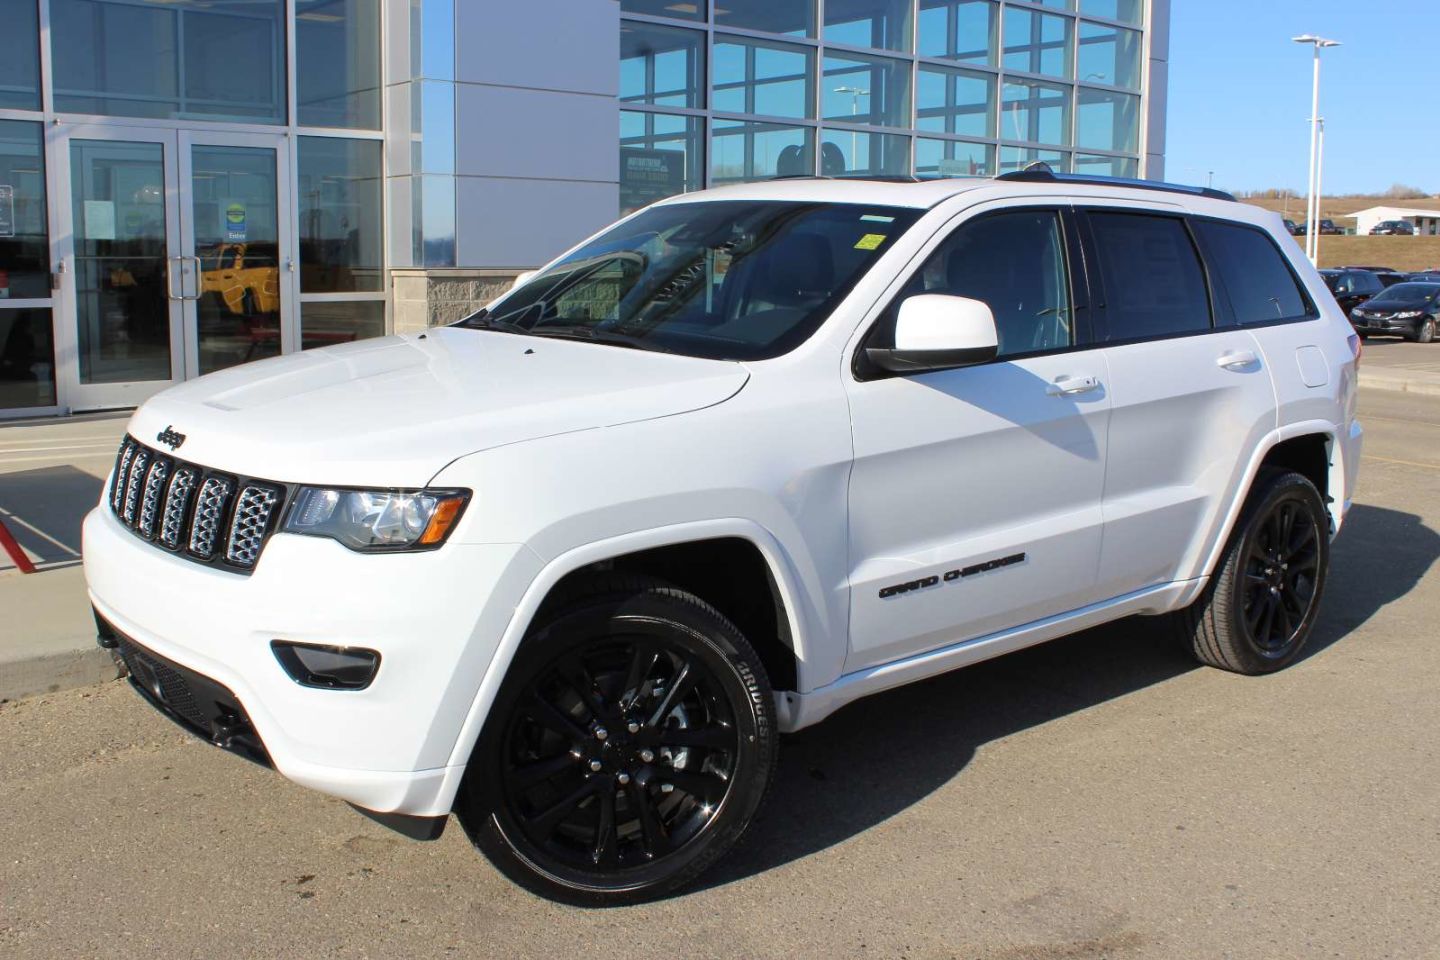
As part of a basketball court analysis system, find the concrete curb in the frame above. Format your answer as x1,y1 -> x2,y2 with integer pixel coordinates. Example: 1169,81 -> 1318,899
0,644 -> 122,703
1359,370 -> 1440,397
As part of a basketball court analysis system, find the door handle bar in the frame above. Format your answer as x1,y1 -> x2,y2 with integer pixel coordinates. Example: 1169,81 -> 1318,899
1216,350 -> 1258,370
1046,375 -> 1101,396
168,255 -> 202,301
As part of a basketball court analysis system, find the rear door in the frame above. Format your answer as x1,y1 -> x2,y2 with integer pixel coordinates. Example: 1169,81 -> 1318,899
1080,208 -> 1277,599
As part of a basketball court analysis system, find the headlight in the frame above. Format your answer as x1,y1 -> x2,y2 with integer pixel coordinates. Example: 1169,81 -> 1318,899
282,487 -> 469,551
1395,310 -> 1422,319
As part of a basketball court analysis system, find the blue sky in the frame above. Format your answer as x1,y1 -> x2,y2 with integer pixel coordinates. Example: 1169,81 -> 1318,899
1167,0 -> 1438,196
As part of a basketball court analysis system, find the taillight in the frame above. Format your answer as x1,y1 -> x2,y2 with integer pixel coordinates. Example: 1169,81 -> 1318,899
1346,332 -> 1362,370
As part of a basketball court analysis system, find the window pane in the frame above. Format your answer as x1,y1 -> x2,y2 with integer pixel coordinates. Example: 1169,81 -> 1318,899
0,0 -> 41,110
298,138 -> 383,292
915,138 -> 993,178
1003,7 -> 1072,79
53,0 -> 286,123
715,0 -> 814,36
820,130 -> 910,176
0,308 -> 55,409
1076,88 -> 1138,153
711,120 -> 815,182
713,36 -> 814,119
1000,145 -> 1068,174
917,65 -> 995,138
621,111 -> 703,215
918,1 -> 996,65
0,121 -> 50,300
824,0 -> 913,53
620,0 -> 702,21
414,174 -> 455,268
1079,0 -> 1142,25
297,0 -> 380,129
1089,213 -> 1211,340
1077,22 -> 1141,89
301,300 -> 386,350
620,22 -> 705,109
1001,79 -> 1071,147
822,53 -> 911,128
1073,153 -> 1137,177
1193,221 -> 1310,325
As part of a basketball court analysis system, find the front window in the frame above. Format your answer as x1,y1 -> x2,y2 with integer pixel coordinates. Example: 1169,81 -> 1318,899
468,201 -> 922,361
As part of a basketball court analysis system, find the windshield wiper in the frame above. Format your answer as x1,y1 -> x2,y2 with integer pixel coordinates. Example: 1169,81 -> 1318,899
527,324 -> 672,353
455,309 -> 533,335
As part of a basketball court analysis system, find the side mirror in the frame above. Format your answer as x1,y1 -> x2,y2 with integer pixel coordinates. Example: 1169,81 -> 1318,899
865,294 -> 999,374
509,270 -> 538,291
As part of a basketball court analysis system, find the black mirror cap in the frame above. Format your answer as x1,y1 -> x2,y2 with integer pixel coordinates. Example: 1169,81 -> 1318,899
863,343 -> 998,376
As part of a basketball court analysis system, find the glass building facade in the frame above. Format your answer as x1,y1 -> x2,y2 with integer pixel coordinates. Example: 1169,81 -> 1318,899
0,0 -> 1166,417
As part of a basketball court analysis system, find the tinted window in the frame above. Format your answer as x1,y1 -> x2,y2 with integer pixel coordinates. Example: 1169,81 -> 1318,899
1354,272 -> 1384,295
1088,212 -> 1211,340
1192,221 -> 1310,325
878,210 -> 1072,358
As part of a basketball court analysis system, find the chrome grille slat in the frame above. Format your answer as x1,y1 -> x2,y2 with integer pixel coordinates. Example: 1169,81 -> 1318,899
137,457 -> 171,539
160,468 -> 199,549
225,485 -> 281,566
111,440 -> 137,512
188,476 -> 235,559
121,448 -> 150,526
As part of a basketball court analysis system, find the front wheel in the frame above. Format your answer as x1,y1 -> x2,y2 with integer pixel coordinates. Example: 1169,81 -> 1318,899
1417,317 -> 1436,344
457,576 -> 777,905
1173,470 -> 1330,674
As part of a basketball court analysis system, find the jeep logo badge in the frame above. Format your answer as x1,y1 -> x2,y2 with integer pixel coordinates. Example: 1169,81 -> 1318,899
156,425 -> 187,451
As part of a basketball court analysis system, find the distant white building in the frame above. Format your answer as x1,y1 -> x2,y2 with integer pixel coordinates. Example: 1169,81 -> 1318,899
1346,206 -> 1440,237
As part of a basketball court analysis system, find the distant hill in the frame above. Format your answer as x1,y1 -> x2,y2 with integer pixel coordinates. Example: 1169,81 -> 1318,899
1240,195 -> 1440,221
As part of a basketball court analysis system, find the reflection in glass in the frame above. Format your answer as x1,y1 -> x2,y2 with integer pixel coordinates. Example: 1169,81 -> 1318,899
1078,22 -> 1142,89
301,300 -> 385,351
1002,79 -> 1071,147
70,140 -> 172,385
621,23 -> 705,109
1074,154 -> 1138,178
191,146 -> 281,375
0,0 -> 41,110
1000,145 -> 1070,173
713,37 -> 814,119
0,308 -> 55,409
915,138 -> 994,178
620,0 -> 702,21
1076,88 -> 1139,153
918,0 -> 996,65
824,0 -> 913,53
1080,0 -> 1142,25
413,80 -> 456,174
412,0 -> 455,80
820,129 -> 910,177
621,111 -> 703,215
715,0 -> 813,37
822,53 -> 911,128
711,120 -> 814,183
1003,7 -> 1073,79
297,0 -> 381,129
414,174 -> 455,268
0,121 -> 50,300
52,0 -> 286,123
298,137 -> 384,291
917,65 -> 995,139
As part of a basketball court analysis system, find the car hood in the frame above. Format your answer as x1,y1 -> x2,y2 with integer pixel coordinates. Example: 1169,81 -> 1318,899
125,328 -> 750,486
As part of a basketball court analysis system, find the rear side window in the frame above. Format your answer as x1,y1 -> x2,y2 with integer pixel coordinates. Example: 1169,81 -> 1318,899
1192,220 -> 1312,325
1087,212 -> 1212,341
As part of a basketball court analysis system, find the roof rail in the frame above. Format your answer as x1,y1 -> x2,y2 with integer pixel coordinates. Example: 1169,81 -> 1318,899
995,162 -> 1237,202
768,174 -> 923,183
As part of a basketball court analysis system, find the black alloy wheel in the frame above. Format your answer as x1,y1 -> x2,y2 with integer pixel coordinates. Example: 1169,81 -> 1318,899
1418,317 -> 1436,344
459,576 -> 776,905
1174,470 -> 1330,674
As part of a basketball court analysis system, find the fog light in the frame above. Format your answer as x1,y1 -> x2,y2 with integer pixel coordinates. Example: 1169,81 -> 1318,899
272,641 -> 380,690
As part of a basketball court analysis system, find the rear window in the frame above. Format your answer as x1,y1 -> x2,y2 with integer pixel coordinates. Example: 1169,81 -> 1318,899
1087,212 -> 1212,341
1192,220 -> 1312,325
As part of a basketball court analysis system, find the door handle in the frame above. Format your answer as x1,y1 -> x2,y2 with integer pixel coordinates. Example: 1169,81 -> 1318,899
1216,350 -> 1258,370
171,255 -> 202,301
1046,375 -> 1101,396
165,256 -> 184,301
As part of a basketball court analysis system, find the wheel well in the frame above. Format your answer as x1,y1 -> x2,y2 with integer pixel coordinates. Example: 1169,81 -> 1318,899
1259,434 -> 1331,503
539,538 -> 799,692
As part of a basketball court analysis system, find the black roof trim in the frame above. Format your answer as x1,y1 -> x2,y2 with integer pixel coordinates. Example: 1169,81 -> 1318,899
995,162 -> 1237,202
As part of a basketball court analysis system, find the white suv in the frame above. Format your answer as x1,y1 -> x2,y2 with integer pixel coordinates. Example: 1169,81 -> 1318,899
84,170 -> 1363,904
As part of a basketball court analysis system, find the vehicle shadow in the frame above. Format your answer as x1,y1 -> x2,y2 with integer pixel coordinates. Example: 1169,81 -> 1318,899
698,503 -> 1439,891
0,465 -> 104,570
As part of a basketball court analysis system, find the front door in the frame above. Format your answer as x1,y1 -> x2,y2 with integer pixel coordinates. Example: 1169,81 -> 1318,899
55,126 -> 293,411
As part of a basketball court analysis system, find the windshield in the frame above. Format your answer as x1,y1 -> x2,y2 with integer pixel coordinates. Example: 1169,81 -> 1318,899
1369,283 -> 1439,305
464,200 -> 922,361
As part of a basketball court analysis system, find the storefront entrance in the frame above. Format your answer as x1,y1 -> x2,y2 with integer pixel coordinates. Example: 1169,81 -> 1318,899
54,126 -> 294,411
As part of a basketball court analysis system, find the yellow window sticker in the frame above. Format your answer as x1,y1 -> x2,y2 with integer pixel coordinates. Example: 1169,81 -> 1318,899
854,233 -> 888,251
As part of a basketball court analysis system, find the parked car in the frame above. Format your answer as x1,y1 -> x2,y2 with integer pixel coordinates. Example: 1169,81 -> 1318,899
1376,272 -> 1410,288
1297,219 -> 1344,235
1410,272 -> 1440,282
1349,282 -> 1440,342
1339,264 -> 1399,273
1370,220 -> 1416,236
1284,218 -> 1301,235
1320,268 -> 1386,313
85,172 -> 1363,904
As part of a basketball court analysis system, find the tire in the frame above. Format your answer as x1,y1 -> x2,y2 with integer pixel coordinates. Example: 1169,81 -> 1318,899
456,574 -> 777,906
1172,470 -> 1330,675
1418,317 -> 1436,344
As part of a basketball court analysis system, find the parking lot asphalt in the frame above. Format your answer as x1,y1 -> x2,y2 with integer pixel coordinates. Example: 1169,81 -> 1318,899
2,387 -> 1438,960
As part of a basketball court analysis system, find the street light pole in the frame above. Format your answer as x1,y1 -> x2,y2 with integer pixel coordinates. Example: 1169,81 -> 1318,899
832,85 -> 870,173
1293,34 -> 1340,265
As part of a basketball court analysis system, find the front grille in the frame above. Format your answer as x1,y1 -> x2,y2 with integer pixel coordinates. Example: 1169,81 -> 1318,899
107,436 -> 287,574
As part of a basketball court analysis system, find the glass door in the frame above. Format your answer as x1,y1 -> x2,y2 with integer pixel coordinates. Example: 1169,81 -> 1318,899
178,132 -> 294,377
55,125 -> 183,411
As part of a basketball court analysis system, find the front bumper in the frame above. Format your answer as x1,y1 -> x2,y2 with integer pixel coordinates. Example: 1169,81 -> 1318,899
1351,315 -> 1421,336
84,504 -> 542,816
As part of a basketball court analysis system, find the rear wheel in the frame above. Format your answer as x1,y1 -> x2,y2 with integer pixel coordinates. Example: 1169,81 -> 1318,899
1173,470 -> 1330,674
457,576 -> 777,905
